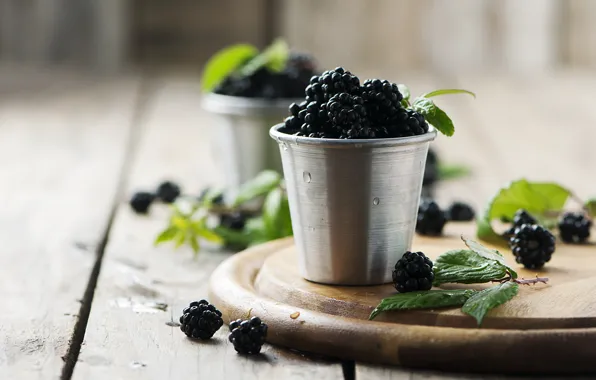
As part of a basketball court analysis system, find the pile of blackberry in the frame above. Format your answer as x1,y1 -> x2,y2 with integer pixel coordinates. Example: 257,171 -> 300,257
282,67 -> 429,139
213,53 -> 318,99
415,199 -> 475,236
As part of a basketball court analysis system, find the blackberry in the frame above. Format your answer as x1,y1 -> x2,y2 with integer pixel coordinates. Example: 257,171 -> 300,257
503,209 -> 538,238
558,212 -> 592,244
392,251 -> 434,293
361,79 -> 403,125
156,181 -> 181,203
326,93 -> 367,138
198,187 -> 224,205
220,211 -> 248,231
509,224 -> 556,269
129,191 -> 155,214
446,202 -> 475,222
228,316 -> 268,355
395,109 -> 429,137
416,200 -> 447,236
306,67 -> 360,103
179,300 -> 224,340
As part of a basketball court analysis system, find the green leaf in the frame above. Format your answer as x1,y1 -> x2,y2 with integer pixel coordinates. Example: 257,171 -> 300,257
212,226 -> 254,250
438,163 -> 471,180
397,84 -> 410,100
412,97 -> 455,137
461,282 -> 519,326
433,249 -> 508,286
263,187 -> 284,239
189,235 -> 200,254
154,226 -> 178,245
462,237 -> 517,279
421,88 -> 476,99
232,170 -> 282,207
200,44 -> 258,93
196,227 -> 224,244
279,193 -> 293,237
476,179 -> 571,244
174,230 -> 187,248
239,38 -> 289,76
200,187 -> 224,208
585,198 -> 596,217
369,289 -> 476,320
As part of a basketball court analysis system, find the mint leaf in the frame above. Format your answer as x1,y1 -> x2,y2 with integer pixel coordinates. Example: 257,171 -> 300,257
585,198 -> 596,217
240,38 -> 289,76
212,226 -> 254,250
232,170 -> 282,207
476,179 -> 571,243
438,163 -> 471,180
397,84 -> 410,101
200,44 -> 258,93
369,289 -> 476,320
189,235 -> 200,254
421,88 -> 476,99
279,192 -> 293,237
462,237 -> 517,279
154,226 -> 178,245
412,97 -> 454,137
461,282 -> 519,326
433,249 -> 508,286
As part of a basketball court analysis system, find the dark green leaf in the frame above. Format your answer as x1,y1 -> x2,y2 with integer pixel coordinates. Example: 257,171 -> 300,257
200,44 -> 258,93
279,193 -> 293,237
369,289 -> 476,320
585,198 -> 596,217
239,38 -> 289,76
412,97 -> 455,137
462,237 -> 518,279
461,282 -> 519,326
476,179 -> 571,244
212,226 -> 254,250
397,84 -> 410,100
232,170 -> 282,207
154,226 -> 178,245
438,163 -> 471,180
433,249 -> 508,286
421,88 -> 476,99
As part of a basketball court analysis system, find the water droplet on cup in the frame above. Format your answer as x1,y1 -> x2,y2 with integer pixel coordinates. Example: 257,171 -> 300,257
281,142 -> 288,151
373,197 -> 380,205
303,172 -> 311,183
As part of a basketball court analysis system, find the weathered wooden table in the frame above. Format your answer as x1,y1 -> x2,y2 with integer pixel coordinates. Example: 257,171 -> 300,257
1,65 -> 595,379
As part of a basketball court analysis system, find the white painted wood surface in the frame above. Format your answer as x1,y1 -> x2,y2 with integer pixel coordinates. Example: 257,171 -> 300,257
0,72 -> 140,379
72,77 -> 344,380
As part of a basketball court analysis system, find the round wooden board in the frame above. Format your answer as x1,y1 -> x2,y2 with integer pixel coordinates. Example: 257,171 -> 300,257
208,231 -> 596,375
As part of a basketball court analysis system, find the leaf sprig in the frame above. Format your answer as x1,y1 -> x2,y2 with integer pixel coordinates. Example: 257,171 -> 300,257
399,86 -> 476,137
154,170 -> 293,256
369,237 -> 548,326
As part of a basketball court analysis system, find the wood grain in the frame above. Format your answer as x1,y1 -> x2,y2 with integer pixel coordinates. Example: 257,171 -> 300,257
209,237 -> 596,375
0,73 -> 140,379
255,226 -> 596,329
72,77 -> 343,379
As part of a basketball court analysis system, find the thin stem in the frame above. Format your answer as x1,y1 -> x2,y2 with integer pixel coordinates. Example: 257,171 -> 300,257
513,276 -> 549,285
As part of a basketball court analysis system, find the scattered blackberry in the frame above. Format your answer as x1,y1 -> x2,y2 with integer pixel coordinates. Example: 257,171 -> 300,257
228,316 -> 268,355
156,181 -> 181,203
392,251 -> 434,293
509,224 -> 556,269
446,202 -> 475,222
416,199 -> 447,236
179,300 -> 224,340
129,191 -> 155,214
558,212 -> 592,244
220,211 -> 248,231
361,79 -> 403,125
326,93 -> 367,138
423,148 -> 438,188
306,67 -> 360,103
503,209 -> 538,238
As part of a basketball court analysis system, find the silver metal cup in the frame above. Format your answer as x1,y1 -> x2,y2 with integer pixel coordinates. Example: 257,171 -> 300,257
201,93 -> 301,189
269,123 -> 437,285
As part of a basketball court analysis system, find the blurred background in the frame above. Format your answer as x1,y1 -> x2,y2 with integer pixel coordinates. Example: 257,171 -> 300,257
2,0 -> 596,75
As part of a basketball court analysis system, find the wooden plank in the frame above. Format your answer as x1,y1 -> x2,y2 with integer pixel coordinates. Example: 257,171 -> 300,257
73,76 -> 344,379
0,73 -> 140,379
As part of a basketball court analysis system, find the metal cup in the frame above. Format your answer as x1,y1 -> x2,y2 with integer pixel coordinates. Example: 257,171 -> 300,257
269,123 -> 437,285
201,93 -> 301,189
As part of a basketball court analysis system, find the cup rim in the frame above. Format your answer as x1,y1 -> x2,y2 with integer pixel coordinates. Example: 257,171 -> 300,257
201,93 -> 303,116
269,123 -> 438,148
